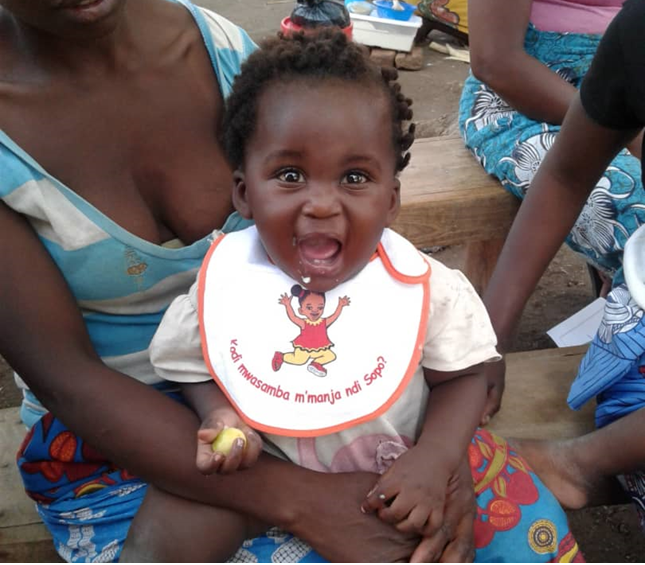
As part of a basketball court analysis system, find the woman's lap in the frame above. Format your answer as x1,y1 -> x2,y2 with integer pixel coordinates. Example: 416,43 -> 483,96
16,413 -> 581,563
459,27 -> 643,285
230,431 -> 586,565
470,429 -> 582,562
17,412 -> 147,562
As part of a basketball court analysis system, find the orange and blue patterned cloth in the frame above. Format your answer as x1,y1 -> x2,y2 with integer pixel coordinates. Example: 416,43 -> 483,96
18,416 -> 583,563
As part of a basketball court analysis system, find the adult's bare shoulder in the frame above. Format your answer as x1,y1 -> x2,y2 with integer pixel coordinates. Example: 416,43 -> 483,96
134,0 -> 207,60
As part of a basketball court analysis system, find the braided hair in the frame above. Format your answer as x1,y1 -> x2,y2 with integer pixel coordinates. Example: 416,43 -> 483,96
221,29 -> 415,173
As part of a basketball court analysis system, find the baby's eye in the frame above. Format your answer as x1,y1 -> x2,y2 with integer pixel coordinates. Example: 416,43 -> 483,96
277,169 -> 304,183
343,171 -> 368,185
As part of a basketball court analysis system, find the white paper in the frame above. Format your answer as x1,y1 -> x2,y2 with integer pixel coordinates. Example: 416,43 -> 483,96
546,297 -> 606,347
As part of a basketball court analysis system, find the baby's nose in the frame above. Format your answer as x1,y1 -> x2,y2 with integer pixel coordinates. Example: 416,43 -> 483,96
303,183 -> 341,217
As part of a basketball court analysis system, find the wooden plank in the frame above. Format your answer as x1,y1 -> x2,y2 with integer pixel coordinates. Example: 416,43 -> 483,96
394,136 -> 519,248
490,345 -> 596,440
0,407 -> 60,562
0,408 -> 41,529
0,524 -> 61,563
463,237 -> 506,296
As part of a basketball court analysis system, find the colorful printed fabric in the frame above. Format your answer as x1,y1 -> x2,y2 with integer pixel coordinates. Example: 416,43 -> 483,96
17,412 -> 147,562
568,284 -> 645,429
18,417 -> 583,563
469,430 -> 583,562
459,25 -> 643,286
417,0 -> 468,35
566,284 -> 645,531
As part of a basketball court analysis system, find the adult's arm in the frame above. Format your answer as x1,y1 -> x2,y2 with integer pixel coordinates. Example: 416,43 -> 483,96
0,202 -> 422,561
468,0 -> 577,124
484,95 -> 638,351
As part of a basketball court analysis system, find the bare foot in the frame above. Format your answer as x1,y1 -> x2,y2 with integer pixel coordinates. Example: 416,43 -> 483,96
509,437 -> 626,510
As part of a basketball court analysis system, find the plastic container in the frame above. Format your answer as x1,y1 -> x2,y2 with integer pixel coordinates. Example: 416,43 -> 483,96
349,11 -> 421,51
373,0 -> 416,21
346,0 -> 375,15
280,16 -> 354,39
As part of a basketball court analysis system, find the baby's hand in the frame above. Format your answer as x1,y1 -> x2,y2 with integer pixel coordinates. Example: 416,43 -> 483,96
279,293 -> 291,306
196,408 -> 262,475
361,446 -> 452,538
338,295 -> 351,307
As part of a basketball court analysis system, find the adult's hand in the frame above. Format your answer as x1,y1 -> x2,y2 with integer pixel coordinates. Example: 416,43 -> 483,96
480,358 -> 505,426
288,471 -> 419,562
411,456 -> 476,563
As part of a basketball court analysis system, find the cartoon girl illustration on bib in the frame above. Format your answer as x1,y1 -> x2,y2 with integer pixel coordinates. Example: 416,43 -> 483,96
272,284 -> 350,377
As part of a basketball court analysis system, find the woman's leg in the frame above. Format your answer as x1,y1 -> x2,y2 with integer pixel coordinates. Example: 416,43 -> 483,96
17,412 -> 148,562
459,28 -> 644,284
17,410 -> 287,563
512,408 -> 645,510
122,485 -> 329,563
471,429 -> 584,562
120,485 -> 262,562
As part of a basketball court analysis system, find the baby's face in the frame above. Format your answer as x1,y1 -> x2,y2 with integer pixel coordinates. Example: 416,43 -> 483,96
233,79 -> 400,292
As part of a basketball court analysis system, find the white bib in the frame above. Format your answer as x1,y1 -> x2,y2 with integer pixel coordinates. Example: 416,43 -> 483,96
199,226 -> 430,437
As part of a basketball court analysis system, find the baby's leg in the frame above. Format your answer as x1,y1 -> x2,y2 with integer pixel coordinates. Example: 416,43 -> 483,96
120,485 -> 265,562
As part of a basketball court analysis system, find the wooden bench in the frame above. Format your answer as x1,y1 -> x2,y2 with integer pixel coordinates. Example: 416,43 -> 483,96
0,346 -> 594,562
394,135 -> 520,294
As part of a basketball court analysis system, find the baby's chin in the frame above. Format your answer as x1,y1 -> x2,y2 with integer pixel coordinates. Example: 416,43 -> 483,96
291,267 -> 357,293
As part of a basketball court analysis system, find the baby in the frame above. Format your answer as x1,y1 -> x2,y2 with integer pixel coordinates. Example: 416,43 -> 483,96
147,30 -> 582,563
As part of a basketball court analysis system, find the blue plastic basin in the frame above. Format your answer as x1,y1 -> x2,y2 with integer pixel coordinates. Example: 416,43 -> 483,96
373,0 -> 415,21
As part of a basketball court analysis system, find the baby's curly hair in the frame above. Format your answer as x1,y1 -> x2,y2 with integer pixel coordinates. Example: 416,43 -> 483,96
221,30 -> 415,173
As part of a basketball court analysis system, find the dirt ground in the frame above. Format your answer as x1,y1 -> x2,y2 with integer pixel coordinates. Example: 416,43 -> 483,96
1,5 -> 644,562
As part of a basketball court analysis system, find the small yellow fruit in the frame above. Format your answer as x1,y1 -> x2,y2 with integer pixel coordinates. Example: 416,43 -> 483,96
211,427 -> 246,455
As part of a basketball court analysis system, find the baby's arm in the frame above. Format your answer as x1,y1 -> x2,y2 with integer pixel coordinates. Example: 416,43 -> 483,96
181,381 -> 263,475
363,259 -> 495,547
150,281 -> 262,475
362,365 -> 486,539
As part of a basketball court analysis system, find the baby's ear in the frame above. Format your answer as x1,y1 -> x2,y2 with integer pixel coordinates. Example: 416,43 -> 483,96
232,170 -> 252,219
385,178 -> 401,226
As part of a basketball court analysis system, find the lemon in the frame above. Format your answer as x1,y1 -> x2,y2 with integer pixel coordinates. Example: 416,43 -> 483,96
211,427 -> 247,455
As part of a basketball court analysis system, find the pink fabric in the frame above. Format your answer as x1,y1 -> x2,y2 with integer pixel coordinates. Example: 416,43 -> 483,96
530,0 -> 622,34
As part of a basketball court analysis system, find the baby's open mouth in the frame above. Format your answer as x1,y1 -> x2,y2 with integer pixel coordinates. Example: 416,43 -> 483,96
297,234 -> 342,268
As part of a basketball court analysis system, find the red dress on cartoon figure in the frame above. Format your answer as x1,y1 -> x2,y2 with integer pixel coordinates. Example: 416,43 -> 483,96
293,318 -> 333,351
